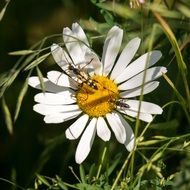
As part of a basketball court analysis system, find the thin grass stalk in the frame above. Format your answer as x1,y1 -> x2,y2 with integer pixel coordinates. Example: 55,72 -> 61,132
153,12 -> 190,123
111,151 -> 133,190
96,144 -> 108,180
129,21 -> 158,181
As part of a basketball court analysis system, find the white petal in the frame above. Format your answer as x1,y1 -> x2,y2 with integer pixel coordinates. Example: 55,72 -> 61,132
117,116 -> 135,152
47,71 -> 77,89
44,110 -> 82,124
28,77 -> 66,93
118,67 -> 167,90
84,51 -> 103,75
72,22 -> 90,52
33,104 -> 80,115
75,118 -> 97,164
124,131 -> 135,152
51,44 -> 72,70
111,37 -> 141,80
115,51 -> 162,84
106,112 -> 126,144
118,109 -> 153,122
126,100 -> 163,114
102,26 -> 123,75
120,81 -> 159,98
65,114 -> 89,140
34,91 -> 75,105
63,25 -> 88,64
96,117 -> 111,141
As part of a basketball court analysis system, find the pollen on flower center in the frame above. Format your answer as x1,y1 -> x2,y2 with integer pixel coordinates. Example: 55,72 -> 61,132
76,75 -> 119,117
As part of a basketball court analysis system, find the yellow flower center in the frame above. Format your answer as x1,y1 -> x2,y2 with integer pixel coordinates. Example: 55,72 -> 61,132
76,75 -> 119,117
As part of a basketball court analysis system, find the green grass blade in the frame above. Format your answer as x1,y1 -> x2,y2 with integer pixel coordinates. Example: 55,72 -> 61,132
163,73 -> 190,124
162,73 -> 185,105
0,70 -> 20,98
1,97 -> 13,135
24,52 -> 50,71
14,72 -> 31,122
36,67 -> 45,92
0,0 -> 11,21
96,2 -> 140,23
154,12 -> 187,73
36,174 -> 51,187
79,165 -> 86,184
0,72 -> 9,87
176,2 -> 190,18
149,3 -> 182,18
88,163 -> 96,183
9,50 -> 35,56
107,153 -> 122,176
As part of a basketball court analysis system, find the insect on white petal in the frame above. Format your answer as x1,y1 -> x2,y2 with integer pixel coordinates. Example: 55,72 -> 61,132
52,45 -> 99,91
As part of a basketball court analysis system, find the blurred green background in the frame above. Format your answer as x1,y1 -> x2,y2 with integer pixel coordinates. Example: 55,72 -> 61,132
0,0 -> 190,189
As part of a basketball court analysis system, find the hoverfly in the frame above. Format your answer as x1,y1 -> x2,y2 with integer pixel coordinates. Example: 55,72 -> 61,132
53,48 -> 99,91
67,60 -> 98,90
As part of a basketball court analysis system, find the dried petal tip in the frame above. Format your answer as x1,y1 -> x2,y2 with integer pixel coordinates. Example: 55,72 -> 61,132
139,0 -> 145,4
129,0 -> 145,8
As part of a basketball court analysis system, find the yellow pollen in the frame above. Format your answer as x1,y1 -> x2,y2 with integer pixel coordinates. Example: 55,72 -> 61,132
76,75 -> 119,117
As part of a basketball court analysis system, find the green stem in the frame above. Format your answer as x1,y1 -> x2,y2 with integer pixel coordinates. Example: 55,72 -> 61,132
130,22 -> 159,179
96,144 -> 108,179
111,151 -> 133,190
181,72 -> 190,122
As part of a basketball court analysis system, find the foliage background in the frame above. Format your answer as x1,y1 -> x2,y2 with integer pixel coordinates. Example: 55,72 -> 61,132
0,0 -> 190,189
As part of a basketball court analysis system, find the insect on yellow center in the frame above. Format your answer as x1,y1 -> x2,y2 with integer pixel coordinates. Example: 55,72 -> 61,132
76,75 -> 119,117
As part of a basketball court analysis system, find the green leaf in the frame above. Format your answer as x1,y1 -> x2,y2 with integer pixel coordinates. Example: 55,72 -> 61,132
79,165 -> 86,184
164,0 -> 175,9
100,9 -> 114,25
0,72 -> 9,87
22,52 -> 38,69
14,74 -> 30,122
153,136 -> 168,140
162,73 -> 185,106
36,67 -> 45,92
107,153 -> 122,176
1,97 -> 13,135
5,70 -> 20,87
150,119 -> 179,130
154,12 -> 187,73
0,0 -> 11,22
138,140 -> 164,146
9,50 -> 35,56
55,175 -> 69,190
151,152 -> 163,162
0,70 -> 20,98
36,174 -> 50,187
176,2 -> 190,18
88,163 -> 96,183
24,52 -> 50,71
96,2 -> 140,23
149,3 -> 182,18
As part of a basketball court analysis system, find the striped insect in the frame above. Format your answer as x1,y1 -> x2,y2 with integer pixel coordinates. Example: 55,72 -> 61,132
51,44 -> 99,92
67,60 -> 98,90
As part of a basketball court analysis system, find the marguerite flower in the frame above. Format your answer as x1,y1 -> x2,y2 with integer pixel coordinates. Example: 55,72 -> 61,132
28,23 -> 167,164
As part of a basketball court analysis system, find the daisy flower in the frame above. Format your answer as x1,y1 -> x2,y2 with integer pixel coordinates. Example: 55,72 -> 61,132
28,23 -> 167,164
